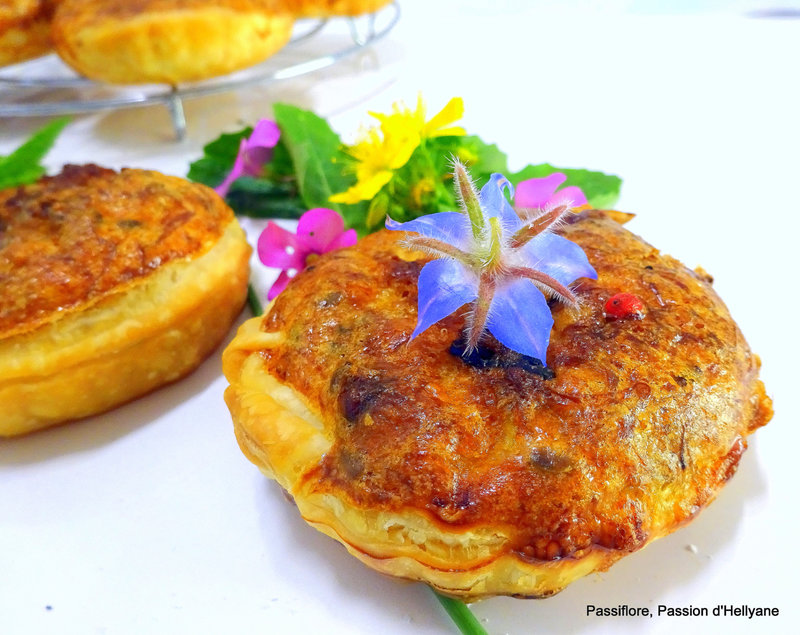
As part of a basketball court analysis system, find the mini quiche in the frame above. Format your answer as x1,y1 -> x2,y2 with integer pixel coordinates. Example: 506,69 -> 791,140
51,0 -> 294,84
0,164 -> 250,437
222,210 -> 771,600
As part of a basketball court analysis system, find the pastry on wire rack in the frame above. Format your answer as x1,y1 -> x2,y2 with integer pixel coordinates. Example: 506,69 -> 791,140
281,0 -> 393,17
0,0 -> 56,67
0,164 -> 251,436
50,0 -> 295,84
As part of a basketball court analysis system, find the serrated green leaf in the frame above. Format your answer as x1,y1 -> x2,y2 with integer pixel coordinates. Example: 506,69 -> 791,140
272,103 -> 353,212
273,103 -> 371,233
0,117 -> 69,189
508,163 -> 622,209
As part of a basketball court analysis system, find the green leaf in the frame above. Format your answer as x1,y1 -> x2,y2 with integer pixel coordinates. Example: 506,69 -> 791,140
509,163 -> 623,209
338,200 -> 373,237
272,103 -> 354,212
187,127 -> 252,188
268,140 -> 296,179
273,103 -> 371,233
187,125 -> 308,220
427,135 -> 510,188
463,135 -> 510,178
0,117 -> 70,189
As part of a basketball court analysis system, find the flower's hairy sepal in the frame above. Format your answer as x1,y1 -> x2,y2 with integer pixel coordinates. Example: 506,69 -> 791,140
465,274 -> 496,351
505,265 -> 579,307
453,159 -> 484,239
402,235 -> 476,265
511,204 -> 572,248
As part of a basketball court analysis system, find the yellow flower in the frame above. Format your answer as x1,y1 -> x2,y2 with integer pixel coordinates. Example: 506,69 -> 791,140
330,124 -> 417,204
330,96 -> 465,205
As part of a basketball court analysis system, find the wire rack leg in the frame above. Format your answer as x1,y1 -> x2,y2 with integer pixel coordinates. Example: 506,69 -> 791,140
167,89 -> 187,141
348,11 -> 378,47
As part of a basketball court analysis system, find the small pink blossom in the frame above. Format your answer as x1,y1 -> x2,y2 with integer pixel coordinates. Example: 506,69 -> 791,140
258,208 -> 358,300
215,119 -> 281,198
514,173 -> 587,211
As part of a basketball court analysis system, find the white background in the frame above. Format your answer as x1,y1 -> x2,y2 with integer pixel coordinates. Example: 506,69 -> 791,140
1,1 -> 799,633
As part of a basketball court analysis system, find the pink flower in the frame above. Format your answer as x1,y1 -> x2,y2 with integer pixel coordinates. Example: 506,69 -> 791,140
514,173 -> 587,211
215,119 -> 281,198
258,208 -> 358,300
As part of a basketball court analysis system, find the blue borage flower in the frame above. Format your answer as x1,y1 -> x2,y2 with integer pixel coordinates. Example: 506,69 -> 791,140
386,160 -> 597,364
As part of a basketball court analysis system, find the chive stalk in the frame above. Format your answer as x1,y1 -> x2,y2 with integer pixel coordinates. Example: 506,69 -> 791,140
434,591 -> 488,635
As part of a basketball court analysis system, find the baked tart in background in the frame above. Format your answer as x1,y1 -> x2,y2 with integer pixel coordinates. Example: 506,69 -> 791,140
51,0 -> 295,84
0,0 -> 56,67
282,0 -> 393,18
0,164 -> 251,436
222,165 -> 772,599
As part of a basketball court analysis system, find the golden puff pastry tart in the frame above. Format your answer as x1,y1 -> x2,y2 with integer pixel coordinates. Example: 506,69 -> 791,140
51,0 -> 294,84
281,0 -> 392,17
0,0 -> 56,67
223,212 -> 772,600
0,164 -> 251,437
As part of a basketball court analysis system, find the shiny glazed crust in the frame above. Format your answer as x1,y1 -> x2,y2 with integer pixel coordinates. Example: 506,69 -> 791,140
280,0 -> 392,17
0,0 -> 54,67
223,212 -> 772,599
0,166 -> 251,436
51,0 -> 294,84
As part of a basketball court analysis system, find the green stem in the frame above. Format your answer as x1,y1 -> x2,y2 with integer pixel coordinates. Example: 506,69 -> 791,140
247,283 -> 264,316
434,591 -> 488,635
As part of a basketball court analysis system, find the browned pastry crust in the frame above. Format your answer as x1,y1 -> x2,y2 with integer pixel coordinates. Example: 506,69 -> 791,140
51,0 -> 294,84
0,0 -> 56,67
281,0 -> 392,17
1,164 -> 251,436
223,211 -> 772,599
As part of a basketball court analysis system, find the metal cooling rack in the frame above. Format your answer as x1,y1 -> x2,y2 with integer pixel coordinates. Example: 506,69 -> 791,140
0,2 -> 400,139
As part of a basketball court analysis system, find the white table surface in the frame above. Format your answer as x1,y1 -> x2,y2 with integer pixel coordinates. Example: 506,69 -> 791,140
2,2 -> 799,633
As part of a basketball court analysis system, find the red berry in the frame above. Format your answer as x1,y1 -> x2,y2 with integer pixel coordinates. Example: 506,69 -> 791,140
605,293 -> 645,320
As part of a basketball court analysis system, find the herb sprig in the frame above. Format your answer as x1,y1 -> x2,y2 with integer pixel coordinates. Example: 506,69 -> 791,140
188,101 -> 621,236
